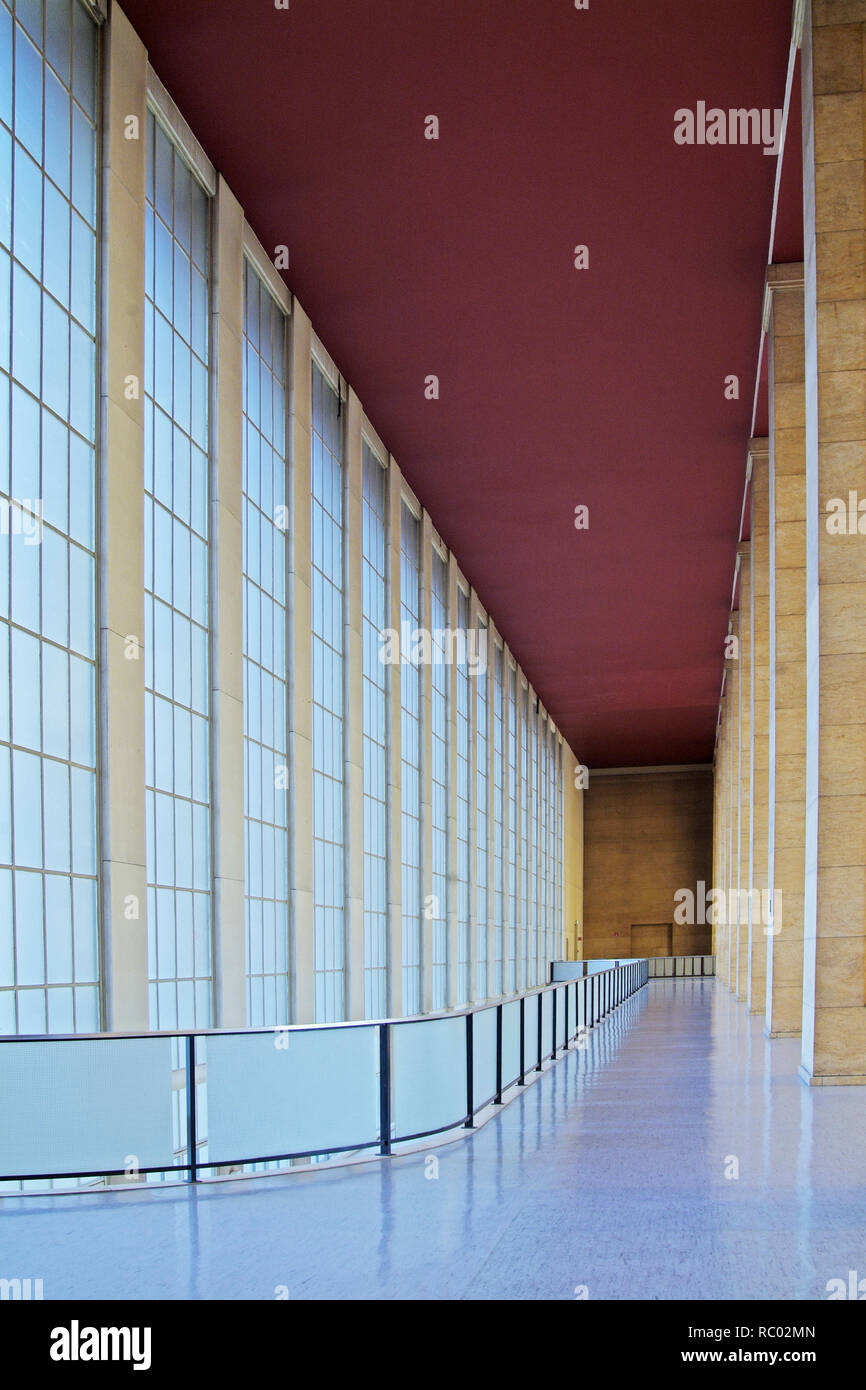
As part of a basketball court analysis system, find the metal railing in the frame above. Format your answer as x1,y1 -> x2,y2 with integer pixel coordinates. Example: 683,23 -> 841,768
647,954 -> 715,978
0,960 -> 648,1192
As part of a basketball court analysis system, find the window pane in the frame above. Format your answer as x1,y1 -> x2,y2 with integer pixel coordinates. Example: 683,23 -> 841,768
311,362 -> 345,1022
143,112 -> 212,1031
242,261 -> 289,1027
0,0 -> 99,1035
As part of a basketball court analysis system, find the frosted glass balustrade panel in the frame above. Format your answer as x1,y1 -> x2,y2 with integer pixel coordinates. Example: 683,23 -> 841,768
472,1004 -> 497,1108
523,992 -> 539,1070
392,1014 -> 466,1139
206,1025 -> 380,1161
0,1036 -> 176,1180
541,988 -> 553,1060
501,998 -> 521,1087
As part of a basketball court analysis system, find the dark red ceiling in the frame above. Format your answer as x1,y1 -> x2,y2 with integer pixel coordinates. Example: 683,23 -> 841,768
121,0 -> 796,766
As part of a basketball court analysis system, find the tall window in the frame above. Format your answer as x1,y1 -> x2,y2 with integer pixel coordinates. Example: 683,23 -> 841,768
400,501 -> 421,1015
530,701 -> 539,986
507,663 -> 519,993
455,586 -> 471,1006
539,718 -> 548,979
242,261 -> 288,1026
0,0 -> 99,1034
430,547 -> 448,1010
311,361 -> 345,1022
492,644 -> 504,997
144,112 -> 211,1031
362,442 -> 388,1018
475,617 -> 488,1000
520,686 -> 531,987
555,739 -> 563,960
553,733 -> 558,961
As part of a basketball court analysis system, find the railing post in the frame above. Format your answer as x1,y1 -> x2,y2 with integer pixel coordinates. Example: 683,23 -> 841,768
495,1005 -> 503,1104
186,1034 -> 197,1184
564,984 -> 570,1048
464,1012 -> 474,1127
552,988 -> 557,1058
519,996 -> 525,1084
536,994 -> 543,1071
379,1023 -> 392,1155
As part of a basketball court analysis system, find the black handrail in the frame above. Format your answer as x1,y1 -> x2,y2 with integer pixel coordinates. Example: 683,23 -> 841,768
0,960 -> 649,1188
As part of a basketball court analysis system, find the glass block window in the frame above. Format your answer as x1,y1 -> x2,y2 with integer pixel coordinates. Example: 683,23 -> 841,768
475,617 -> 488,1000
362,441 -> 388,1018
455,585 -> 471,1007
491,643 -> 504,997
143,111 -> 212,1031
507,663 -> 518,994
311,361 -> 345,1023
430,546 -> 448,1011
400,501 -> 421,1016
242,260 -> 288,1027
0,0 -> 100,1035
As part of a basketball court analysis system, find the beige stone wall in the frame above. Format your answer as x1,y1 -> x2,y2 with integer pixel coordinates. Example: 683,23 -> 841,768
584,769 -> 713,960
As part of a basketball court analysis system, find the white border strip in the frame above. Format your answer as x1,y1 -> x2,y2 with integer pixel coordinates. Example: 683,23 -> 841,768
310,328 -> 343,396
242,223 -> 292,317
146,66 -> 216,197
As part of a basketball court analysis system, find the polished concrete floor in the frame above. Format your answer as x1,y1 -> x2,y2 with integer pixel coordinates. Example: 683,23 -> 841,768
3,979 -> 865,1300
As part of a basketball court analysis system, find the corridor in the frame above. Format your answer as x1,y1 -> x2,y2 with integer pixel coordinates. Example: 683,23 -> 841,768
4,979 -> 864,1301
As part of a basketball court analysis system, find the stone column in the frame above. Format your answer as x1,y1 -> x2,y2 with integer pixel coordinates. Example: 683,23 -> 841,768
98,8 -> 148,1030
712,685 -> 728,974
749,441 -> 771,1012
736,542 -> 752,1002
766,265 -> 807,1038
726,610 -> 741,991
801,1 -> 866,1083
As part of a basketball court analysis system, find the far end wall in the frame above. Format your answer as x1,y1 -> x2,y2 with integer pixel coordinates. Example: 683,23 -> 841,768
582,767 -> 713,960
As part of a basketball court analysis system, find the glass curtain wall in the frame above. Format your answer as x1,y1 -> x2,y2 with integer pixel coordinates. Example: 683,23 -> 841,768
0,0 -> 100,1033
430,546 -> 448,1011
361,441 -> 388,1018
400,501 -> 421,1015
143,112 -> 211,1031
455,586 -> 471,1006
310,361 -> 345,1022
242,260 -> 289,1027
